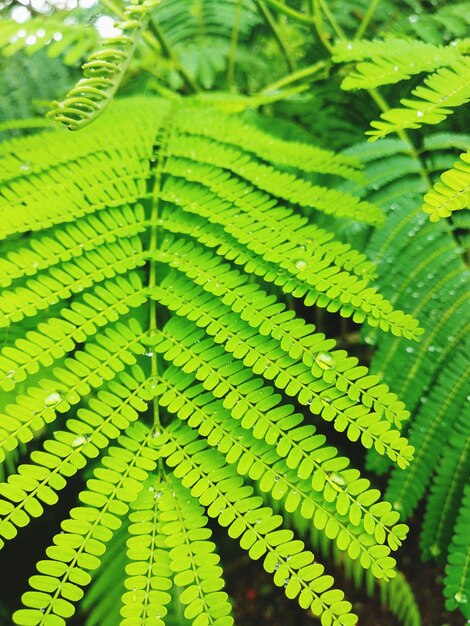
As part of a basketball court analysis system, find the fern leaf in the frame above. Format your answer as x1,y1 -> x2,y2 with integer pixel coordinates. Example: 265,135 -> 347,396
366,58 -> 470,140
166,143 -> 384,224
0,365 -> 151,548
308,526 -> 421,626
0,17 -> 99,65
385,342 -> 469,517
174,106 -> 364,181
0,97 -> 422,625
444,484 -> 470,618
83,520 -> 129,626
120,477 -> 174,625
0,238 -> 144,329
156,365 -> 400,580
154,268 -> 409,429
13,422 -> 160,626
0,275 -> 146,392
158,422 -> 359,626
333,38 -> 463,90
158,474 -> 234,625
422,149 -> 470,221
152,314 -> 413,469
161,184 -> 377,282
420,408 -> 470,562
0,204 -> 146,288
158,180 -> 421,338
51,0 -> 161,129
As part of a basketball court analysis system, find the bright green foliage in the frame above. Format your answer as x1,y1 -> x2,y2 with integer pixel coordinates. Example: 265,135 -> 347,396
13,421 -> 160,626
0,0 -> 469,625
152,0 -> 260,89
0,17 -> 99,65
333,38 -> 463,90
422,149 -> 470,221
333,37 -> 470,141
366,58 -> 470,140
338,127 -> 469,619
304,526 -> 421,626
0,52 -> 75,136
443,484 -> 470,618
159,422 -> 357,625
51,0 -> 161,129
0,94 -> 420,626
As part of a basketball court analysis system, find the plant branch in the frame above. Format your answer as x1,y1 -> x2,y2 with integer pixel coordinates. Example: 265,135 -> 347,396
257,0 -> 295,72
312,0 -> 333,52
369,88 -> 431,188
261,59 -> 326,92
354,0 -> 381,39
227,0 -> 244,89
147,17 -> 199,93
259,0 -> 315,25
318,0 -> 346,40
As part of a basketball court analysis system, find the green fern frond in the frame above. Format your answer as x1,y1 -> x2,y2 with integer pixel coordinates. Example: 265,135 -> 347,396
50,0 -> 161,130
0,274 -> 146,391
173,106 -> 364,181
422,149 -> 470,221
155,364 -> 402,580
119,477 -> 173,625
152,313 -> 413,469
420,407 -> 470,563
159,421 -> 359,626
0,17 -> 99,65
0,97 -> 422,626
13,421 -> 160,626
0,52 -> 74,138
423,132 -> 470,152
444,484 -> 470,618
0,364 -> 150,548
339,134 -> 469,623
366,57 -> 470,140
155,0 -> 259,45
157,474 -> 234,625
333,38 -> 463,90
82,519 -> 129,626
306,526 -> 421,626
385,340 -> 469,518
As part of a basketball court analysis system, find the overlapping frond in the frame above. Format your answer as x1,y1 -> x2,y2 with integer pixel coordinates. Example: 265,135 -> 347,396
158,422 -> 359,626
0,97 -> 421,626
341,137 -> 469,618
333,38 -> 463,90
0,17 -> 99,65
13,422 -> 160,626
305,527 -> 421,626
367,57 -> 470,140
50,0 -> 161,129
333,37 -> 470,141
422,149 -> 470,221
444,484 -> 470,618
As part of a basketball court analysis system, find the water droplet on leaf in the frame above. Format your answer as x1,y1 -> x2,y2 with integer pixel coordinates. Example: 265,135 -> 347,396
315,352 -> 335,370
44,392 -> 61,407
72,436 -> 88,448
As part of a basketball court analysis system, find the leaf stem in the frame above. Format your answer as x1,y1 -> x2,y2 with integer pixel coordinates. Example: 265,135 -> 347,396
312,0 -> 333,52
261,60 -> 326,92
318,0 -> 346,40
227,0 -> 244,89
369,88 -> 431,187
257,0 -> 295,72
259,0 -> 315,25
147,17 -> 199,93
354,0 -> 381,39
